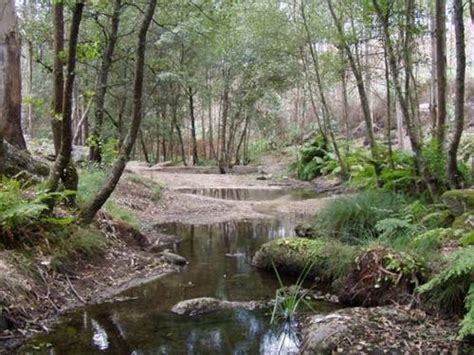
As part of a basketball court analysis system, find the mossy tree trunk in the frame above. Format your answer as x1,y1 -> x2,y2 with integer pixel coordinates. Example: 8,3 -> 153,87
51,1 -> 64,156
79,0 -> 158,223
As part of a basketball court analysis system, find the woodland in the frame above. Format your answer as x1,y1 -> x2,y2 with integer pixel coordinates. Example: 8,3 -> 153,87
0,0 -> 473,353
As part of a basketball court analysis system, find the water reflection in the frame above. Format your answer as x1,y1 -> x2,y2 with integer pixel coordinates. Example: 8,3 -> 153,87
176,187 -> 320,201
23,218 -> 336,354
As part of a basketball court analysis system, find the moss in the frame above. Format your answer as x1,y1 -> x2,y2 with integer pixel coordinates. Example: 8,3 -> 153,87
452,212 -> 474,231
252,237 -> 358,282
410,228 -> 465,254
442,189 -> 474,216
420,210 -> 454,229
461,232 -> 474,247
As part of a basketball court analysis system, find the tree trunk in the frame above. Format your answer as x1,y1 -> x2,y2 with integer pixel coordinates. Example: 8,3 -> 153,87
219,77 -> 230,174
47,0 -> 84,195
435,0 -> 447,148
326,0 -> 378,165
447,0 -> 466,188
372,0 -> 439,199
384,45 -> 394,169
89,0 -> 122,162
0,0 -> 26,150
79,0 -> 157,223
189,86 -> 199,165
302,2 -> 348,179
51,1 -> 64,155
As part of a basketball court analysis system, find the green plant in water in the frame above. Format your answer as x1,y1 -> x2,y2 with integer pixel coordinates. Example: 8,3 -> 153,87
270,259 -> 315,325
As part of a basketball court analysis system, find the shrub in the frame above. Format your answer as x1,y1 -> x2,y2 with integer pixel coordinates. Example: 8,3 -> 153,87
0,179 -> 48,233
418,246 -> 474,339
291,136 -> 336,181
313,190 -> 407,244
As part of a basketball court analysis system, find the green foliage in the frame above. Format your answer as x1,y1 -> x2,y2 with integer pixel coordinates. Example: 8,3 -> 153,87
270,259 -> 315,324
291,136 -> 336,181
248,138 -> 273,162
314,190 -> 406,244
0,179 -> 48,232
461,232 -> 474,247
0,179 -> 74,237
102,138 -> 120,166
78,169 -> 139,228
418,247 -> 474,338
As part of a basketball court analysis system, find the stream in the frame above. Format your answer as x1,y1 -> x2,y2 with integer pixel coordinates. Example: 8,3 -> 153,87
22,189 -> 336,354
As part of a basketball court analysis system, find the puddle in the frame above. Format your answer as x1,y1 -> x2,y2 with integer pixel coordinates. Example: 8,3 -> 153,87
175,187 -> 320,201
22,218 -> 336,354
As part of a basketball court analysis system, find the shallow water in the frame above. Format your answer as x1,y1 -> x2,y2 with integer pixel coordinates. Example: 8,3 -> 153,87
175,187 -> 320,201
22,195 -> 335,354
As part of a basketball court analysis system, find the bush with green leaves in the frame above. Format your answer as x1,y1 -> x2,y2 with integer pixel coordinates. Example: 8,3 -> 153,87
291,135 -> 336,181
313,190 -> 407,244
418,246 -> 474,339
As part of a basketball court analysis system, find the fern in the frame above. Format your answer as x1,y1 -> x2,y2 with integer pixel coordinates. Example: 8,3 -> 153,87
418,246 -> 474,339
459,283 -> 474,339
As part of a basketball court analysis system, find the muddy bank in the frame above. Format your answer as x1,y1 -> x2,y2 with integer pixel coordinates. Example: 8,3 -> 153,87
0,176 -> 183,353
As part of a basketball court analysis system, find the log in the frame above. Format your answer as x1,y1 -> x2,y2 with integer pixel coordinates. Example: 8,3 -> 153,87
3,141 -> 49,178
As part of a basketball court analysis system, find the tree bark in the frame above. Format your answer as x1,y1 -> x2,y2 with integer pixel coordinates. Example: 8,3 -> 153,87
326,0 -> 378,164
47,0 -> 84,195
435,0 -> 447,148
80,0 -> 157,223
52,1 -> 64,155
372,0 -> 439,199
447,0 -> 466,188
188,86 -> 199,165
89,0 -> 122,162
0,0 -> 26,150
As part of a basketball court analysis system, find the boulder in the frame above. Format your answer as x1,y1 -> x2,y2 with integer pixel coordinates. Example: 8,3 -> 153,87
252,238 -> 327,278
171,297 -> 271,316
301,306 -> 459,354
442,189 -> 474,217
453,212 -> 474,231
3,142 -> 49,178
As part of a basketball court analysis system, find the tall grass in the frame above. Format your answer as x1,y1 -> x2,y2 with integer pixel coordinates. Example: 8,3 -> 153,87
314,190 -> 407,244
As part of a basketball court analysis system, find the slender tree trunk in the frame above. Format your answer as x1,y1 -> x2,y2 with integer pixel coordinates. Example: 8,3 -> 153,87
27,40 -> 34,135
47,0 -> 84,196
372,0 -> 439,198
429,11 -> 438,134
384,45 -> 394,169
79,0 -> 157,222
51,1 -> 64,155
0,0 -> 26,150
326,0 -> 378,165
448,0 -> 466,188
89,0 -> 122,162
435,0 -> 447,148
188,86 -> 199,165
302,2 -> 348,179
219,77 -> 230,173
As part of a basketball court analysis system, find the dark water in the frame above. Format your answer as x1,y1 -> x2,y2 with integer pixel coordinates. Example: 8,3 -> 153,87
175,188 -> 320,201
21,207 -> 335,354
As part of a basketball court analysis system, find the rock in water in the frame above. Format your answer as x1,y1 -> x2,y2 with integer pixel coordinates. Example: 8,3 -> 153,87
159,251 -> 187,266
171,297 -> 271,316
